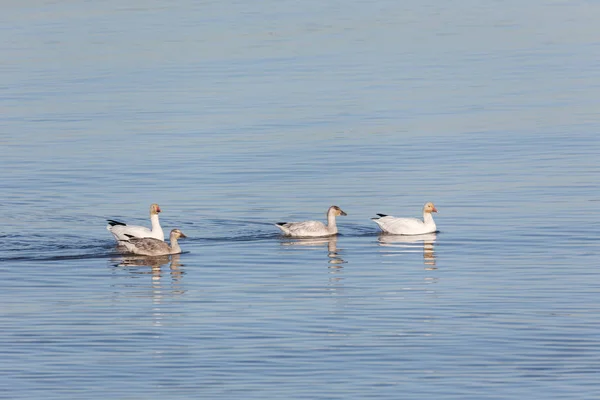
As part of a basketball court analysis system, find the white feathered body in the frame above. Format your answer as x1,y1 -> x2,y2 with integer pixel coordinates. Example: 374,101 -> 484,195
372,215 -> 436,235
372,202 -> 438,235
276,205 -> 347,238
107,213 -> 164,241
276,220 -> 336,238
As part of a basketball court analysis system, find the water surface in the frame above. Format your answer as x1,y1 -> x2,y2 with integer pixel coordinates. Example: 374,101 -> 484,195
1,1 -> 600,399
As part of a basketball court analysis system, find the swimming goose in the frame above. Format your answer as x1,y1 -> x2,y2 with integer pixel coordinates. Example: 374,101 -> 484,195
372,202 -> 438,235
117,229 -> 187,256
275,206 -> 347,238
107,203 -> 164,241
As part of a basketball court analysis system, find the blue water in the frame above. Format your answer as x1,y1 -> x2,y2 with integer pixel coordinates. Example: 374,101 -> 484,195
2,1 -> 600,399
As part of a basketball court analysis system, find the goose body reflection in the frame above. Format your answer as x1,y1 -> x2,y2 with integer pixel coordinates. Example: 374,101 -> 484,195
281,236 -> 345,265
114,253 -> 184,278
378,232 -> 437,245
107,203 -> 165,241
111,253 -> 185,311
276,205 -> 347,238
378,232 -> 437,266
115,254 -> 173,268
117,229 -> 187,256
372,202 -> 438,235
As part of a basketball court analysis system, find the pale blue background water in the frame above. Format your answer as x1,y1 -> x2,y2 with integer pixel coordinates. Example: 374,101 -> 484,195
1,1 -> 600,399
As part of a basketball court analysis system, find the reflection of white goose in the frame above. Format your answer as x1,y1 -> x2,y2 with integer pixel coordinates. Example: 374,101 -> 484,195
275,206 -> 347,238
281,236 -> 337,247
107,203 -> 164,241
372,202 -> 438,235
378,233 -> 437,266
378,233 -> 437,246
280,236 -> 345,265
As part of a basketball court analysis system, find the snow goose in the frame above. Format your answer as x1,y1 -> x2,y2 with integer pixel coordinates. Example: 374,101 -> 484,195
117,229 -> 187,256
107,203 -> 164,241
372,202 -> 438,235
275,205 -> 347,238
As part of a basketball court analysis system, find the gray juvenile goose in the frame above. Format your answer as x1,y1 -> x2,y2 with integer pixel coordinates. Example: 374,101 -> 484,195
118,229 -> 187,256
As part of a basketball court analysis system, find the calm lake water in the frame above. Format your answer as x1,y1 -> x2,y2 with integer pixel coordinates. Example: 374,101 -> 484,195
2,1 -> 600,399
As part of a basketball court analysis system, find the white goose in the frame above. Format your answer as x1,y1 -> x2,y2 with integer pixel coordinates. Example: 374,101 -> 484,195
107,203 -> 164,241
118,229 -> 187,256
372,202 -> 438,235
275,205 -> 347,238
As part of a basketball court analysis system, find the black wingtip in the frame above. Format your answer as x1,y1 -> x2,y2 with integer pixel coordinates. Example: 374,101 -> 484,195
124,234 -> 136,239
107,219 -> 127,227
276,222 -> 287,226
376,213 -> 388,218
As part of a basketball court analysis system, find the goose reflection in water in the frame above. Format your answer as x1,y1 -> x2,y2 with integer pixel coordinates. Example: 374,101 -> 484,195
112,253 -> 185,284
377,233 -> 437,268
280,235 -> 345,268
111,254 -> 185,327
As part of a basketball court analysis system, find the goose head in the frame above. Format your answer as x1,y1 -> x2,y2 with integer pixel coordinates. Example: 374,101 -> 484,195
423,202 -> 438,213
150,203 -> 161,215
170,229 -> 187,239
328,205 -> 347,217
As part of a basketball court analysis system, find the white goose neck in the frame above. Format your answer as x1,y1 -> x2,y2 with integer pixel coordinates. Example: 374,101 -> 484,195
423,212 -> 435,225
326,212 -> 338,234
150,214 -> 163,234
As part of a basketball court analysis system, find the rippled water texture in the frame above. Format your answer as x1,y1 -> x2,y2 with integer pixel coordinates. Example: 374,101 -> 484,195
1,1 -> 600,399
